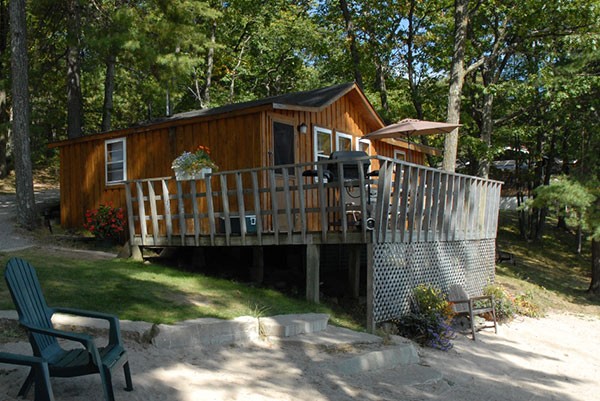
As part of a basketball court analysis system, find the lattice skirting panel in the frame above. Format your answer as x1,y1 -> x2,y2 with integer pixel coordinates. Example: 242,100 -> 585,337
372,239 -> 496,324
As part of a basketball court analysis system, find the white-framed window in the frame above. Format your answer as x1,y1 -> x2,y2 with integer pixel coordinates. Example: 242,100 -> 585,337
336,132 -> 353,152
105,138 -> 127,185
394,149 -> 407,162
357,138 -> 371,154
314,126 -> 332,162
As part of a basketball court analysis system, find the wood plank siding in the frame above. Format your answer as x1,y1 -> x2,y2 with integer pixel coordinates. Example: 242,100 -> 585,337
51,83 -> 437,229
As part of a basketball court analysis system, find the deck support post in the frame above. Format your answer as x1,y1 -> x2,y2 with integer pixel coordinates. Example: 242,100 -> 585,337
366,243 -> 375,333
348,245 -> 361,299
192,247 -> 206,269
305,244 -> 320,303
250,246 -> 264,283
129,243 -> 143,262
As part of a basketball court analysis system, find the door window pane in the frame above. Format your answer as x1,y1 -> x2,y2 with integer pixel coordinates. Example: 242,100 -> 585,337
273,121 -> 295,174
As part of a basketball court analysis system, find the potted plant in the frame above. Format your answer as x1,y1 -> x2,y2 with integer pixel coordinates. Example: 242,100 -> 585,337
171,145 -> 218,180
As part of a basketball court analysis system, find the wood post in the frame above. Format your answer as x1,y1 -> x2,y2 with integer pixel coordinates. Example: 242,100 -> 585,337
305,244 -> 320,303
348,245 -> 361,299
192,247 -> 206,269
129,243 -> 143,262
366,243 -> 375,333
250,246 -> 264,283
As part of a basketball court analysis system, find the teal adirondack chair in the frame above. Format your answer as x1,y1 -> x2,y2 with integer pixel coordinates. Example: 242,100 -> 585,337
0,352 -> 54,401
4,257 -> 133,401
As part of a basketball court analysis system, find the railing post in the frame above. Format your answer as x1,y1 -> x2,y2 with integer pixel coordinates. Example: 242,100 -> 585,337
250,171 -> 263,245
176,180 -> 186,244
124,182 -> 136,245
161,179 -> 173,245
136,181 -> 147,246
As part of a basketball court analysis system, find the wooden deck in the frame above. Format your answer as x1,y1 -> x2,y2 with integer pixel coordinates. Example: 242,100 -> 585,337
124,156 -> 502,248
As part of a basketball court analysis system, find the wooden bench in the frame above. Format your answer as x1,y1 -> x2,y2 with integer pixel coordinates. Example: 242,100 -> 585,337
448,284 -> 498,341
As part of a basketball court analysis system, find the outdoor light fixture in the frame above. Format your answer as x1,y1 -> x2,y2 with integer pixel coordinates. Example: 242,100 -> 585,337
298,123 -> 308,134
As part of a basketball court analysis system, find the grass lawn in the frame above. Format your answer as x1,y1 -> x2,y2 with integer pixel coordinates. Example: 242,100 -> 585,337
495,211 -> 600,317
0,248 -> 363,330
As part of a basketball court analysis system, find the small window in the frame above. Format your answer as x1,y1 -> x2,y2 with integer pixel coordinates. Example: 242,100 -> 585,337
314,126 -> 332,162
357,138 -> 371,154
394,149 -> 407,162
336,132 -> 353,152
105,138 -> 127,185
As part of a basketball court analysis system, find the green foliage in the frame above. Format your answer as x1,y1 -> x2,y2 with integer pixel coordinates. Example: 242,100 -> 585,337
1,0 -> 598,189
413,284 -> 453,319
529,176 -> 595,225
514,291 -> 542,318
483,284 -> 516,322
394,284 -> 456,351
481,284 -> 542,319
394,312 -> 455,351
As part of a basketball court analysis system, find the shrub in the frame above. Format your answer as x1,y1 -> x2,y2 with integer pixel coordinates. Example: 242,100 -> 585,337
84,203 -> 126,241
515,291 -> 542,318
393,284 -> 456,351
483,284 -> 516,322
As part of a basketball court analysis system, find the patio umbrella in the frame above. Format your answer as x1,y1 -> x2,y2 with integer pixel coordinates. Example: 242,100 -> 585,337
363,118 -> 461,140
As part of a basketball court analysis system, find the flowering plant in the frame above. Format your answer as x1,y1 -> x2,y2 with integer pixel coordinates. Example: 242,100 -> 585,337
83,203 -> 126,241
171,145 -> 218,174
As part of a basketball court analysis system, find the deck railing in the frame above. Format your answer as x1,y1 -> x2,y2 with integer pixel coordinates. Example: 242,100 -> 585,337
124,156 -> 502,247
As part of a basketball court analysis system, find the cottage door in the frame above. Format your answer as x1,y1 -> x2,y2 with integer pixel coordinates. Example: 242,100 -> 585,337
272,121 -> 298,232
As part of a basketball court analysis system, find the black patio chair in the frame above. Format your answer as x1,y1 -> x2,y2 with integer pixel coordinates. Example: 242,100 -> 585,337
4,257 -> 133,401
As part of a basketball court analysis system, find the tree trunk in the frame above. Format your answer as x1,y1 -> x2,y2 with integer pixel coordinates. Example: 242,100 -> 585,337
406,0 -> 423,120
228,36 -> 249,103
101,54 -> 116,132
589,238 -> 600,295
375,62 -> 389,116
0,0 -> 9,178
9,0 -> 37,229
0,90 -> 8,178
443,0 -> 469,172
66,0 -> 83,139
200,20 -> 216,108
478,89 -> 494,178
339,0 -> 363,88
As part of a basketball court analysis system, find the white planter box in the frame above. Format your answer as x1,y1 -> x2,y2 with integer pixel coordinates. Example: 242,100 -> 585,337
174,167 -> 212,181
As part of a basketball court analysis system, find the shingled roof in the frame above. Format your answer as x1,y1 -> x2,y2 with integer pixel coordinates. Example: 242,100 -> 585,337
169,82 -> 359,121
49,82 -> 384,147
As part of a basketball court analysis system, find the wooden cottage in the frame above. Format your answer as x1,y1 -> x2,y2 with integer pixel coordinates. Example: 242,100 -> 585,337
50,82 -> 502,332
51,82 -> 436,229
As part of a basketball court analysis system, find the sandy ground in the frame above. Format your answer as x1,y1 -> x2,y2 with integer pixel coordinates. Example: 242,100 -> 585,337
1,313 -> 599,401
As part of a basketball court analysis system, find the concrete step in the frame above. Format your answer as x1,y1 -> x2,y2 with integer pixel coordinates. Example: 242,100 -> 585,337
150,316 -> 259,349
322,342 -> 420,375
258,313 -> 329,337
